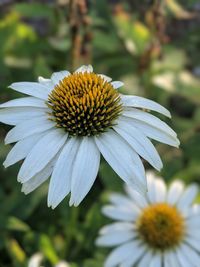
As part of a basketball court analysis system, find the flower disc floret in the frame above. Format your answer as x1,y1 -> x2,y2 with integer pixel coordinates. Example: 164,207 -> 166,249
48,72 -> 123,136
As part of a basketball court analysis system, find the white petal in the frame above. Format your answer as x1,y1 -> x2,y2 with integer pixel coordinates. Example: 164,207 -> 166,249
176,246 -> 196,267
28,253 -> 43,267
123,108 -> 177,137
167,180 -> 185,205
186,215 -> 200,228
22,157 -> 56,194
114,118 -> 163,170
98,74 -> 112,82
121,95 -> 171,117
4,133 -> 44,168
69,137 -> 100,206
154,177 -> 167,202
149,253 -> 162,267
102,205 -> 138,221
180,244 -> 200,267
51,70 -> 70,85
137,249 -> 154,267
146,171 -> 157,203
0,97 -> 46,108
38,76 -> 54,89
104,241 -> 137,267
75,65 -> 93,73
119,244 -> 145,267
121,115 -> 179,147
185,236 -> 200,252
0,107 -> 48,125
124,185 -> 148,209
5,116 -> 55,144
47,138 -> 80,209
18,129 -> 67,182
96,230 -> 135,247
55,262 -> 69,267
111,81 -> 124,89
163,251 -> 181,267
95,130 -> 147,195
9,82 -> 51,100
109,193 -> 136,208
99,222 -> 134,235
177,184 -> 198,210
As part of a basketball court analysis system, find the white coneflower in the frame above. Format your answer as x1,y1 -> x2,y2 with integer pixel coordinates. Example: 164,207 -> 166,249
28,253 -> 70,267
97,171 -> 200,267
0,65 -> 179,207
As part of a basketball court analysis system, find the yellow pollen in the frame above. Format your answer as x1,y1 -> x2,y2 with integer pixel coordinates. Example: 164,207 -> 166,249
137,203 -> 185,250
47,72 -> 123,136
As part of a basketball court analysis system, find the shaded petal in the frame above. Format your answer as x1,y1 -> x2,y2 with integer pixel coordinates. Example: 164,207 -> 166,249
102,205 -> 139,221
99,222 -> 134,235
75,65 -> 93,73
28,253 -> 43,267
121,116 -> 179,147
0,107 -> 48,125
69,137 -> 100,206
104,241 -> 138,267
38,76 -> 54,89
114,117 -> 163,170
109,193 -> 136,209
180,244 -> 200,267
51,70 -> 70,85
185,236 -> 200,252
95,130 -> 147,194
5,116 -> 55,144
18,129 -> 67,182
154,177 -> 167,202
124,185 -> 148,209
149,253 -> 162,267
47,138 -> 80,209
0,97 -> 46,108
98,74 -> 112,82
4,133 -> 44,167
121,95 -> 171,117
163,251 -> 181,267
111,81 -> 124,89
119,244 -> 145,267
177,184 -> 198,210
9,82 -> 51,100
176,246 -> 195,267
167,180 -> 184,205
137,249 -> 154,267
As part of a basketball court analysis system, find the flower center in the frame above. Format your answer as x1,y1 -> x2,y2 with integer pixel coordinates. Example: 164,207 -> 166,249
47,72 -> 122,136
137,203 -> 185,250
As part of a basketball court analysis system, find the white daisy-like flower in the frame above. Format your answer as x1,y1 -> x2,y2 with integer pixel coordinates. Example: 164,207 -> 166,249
96,171 -> 200,267
0,65 -> 179,207
28,252 -> 70,267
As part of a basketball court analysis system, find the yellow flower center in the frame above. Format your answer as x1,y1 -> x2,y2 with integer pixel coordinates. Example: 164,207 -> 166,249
47,72 -> 122,136
137,203 -> 185,250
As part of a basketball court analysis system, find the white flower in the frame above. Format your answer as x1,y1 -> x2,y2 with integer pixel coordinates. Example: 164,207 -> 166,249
0,65 -> 179,207
97,171 -> 200,267
28,253 -> 70,267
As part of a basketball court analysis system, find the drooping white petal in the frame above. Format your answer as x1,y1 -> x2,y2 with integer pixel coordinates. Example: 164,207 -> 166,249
75,65 -> 93,73
0,97 -> 46,108
121,115 -> 179,147
177,184 -> 198,210
149,253 -> 162,267
119,244 -> 145,267
99,222 -> 134,235
69,137 -> 100,206
51,70 -> 70,85
5,116 -> 55,144
96,230 -> 135,247
3,133 -> 44,167
95,130 -> 147,195
121,95 -> 171,117
98,74 -> 112,82
167,180 -> 184,205
104,241 -> 138,267
137,249 -> 154,267
9,82 -> 52,100
114,118 -> 163,170
47,138 -> 80,209
124,185 -> 148,209
102,205 -> 139,222
0,107 -> 48,125
22,157 -> 56,194
38,76 -> 54,90
111,81 -> 124,89
17,129 -> 68,183
123,108 -> 177,138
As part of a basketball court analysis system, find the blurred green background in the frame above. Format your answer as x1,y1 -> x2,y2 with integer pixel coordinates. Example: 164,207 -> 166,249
0,0 -> 200,266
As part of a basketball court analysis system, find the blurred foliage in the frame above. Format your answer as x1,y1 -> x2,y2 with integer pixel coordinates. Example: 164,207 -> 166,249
0,0 -> 200,266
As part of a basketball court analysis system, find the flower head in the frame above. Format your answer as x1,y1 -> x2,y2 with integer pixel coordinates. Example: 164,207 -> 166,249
97,172 -> 200,267
0,65 -> 179,207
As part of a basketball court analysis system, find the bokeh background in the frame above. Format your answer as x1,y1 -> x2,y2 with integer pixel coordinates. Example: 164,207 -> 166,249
0,0 -> 200,266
